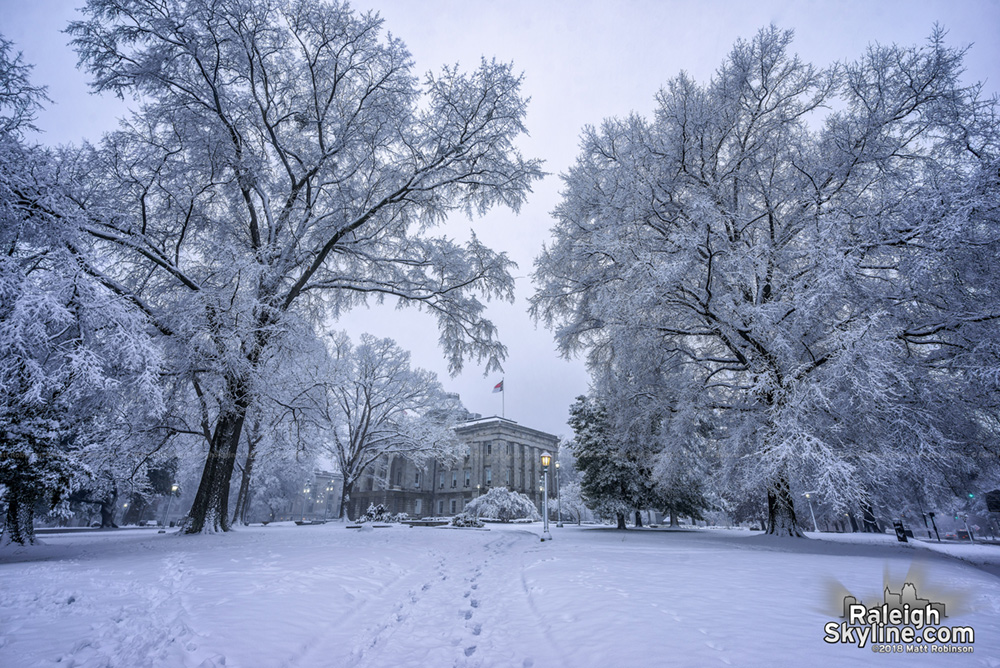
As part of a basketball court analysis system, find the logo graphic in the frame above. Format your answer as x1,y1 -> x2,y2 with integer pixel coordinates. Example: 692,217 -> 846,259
824,582 -> 974,653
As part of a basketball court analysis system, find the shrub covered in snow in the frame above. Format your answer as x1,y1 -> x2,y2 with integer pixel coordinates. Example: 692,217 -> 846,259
450,513 -> 484,528
358,504 -> 407,523
464,488 -> 541,523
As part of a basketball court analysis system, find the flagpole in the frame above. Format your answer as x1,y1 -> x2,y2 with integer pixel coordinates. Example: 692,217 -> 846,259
502,377 -> 505,419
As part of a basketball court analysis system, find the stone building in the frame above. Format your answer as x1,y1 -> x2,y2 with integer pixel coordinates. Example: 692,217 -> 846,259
348,417 -> 560,519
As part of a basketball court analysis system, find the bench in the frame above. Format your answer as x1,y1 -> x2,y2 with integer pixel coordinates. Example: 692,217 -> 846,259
403,519 -> 450,527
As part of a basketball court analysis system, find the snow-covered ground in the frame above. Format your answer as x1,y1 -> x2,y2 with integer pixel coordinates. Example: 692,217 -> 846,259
2,524 -> 999,667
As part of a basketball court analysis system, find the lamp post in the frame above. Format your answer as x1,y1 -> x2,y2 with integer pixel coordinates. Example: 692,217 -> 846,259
160,484 -> 179,529
540,452 -> 552,541
803,491 -> 819,533
555,460 -> 563,528
325,483 -> 335,519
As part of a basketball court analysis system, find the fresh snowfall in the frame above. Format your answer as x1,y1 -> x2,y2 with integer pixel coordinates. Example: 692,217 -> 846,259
2,523 -> 1000,667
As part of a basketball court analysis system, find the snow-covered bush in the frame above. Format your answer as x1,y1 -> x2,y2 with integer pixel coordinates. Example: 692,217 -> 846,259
464,488 -> 541,523
358,503 -> 391,523
358,504 -> 407,524
450,513 -> 484,528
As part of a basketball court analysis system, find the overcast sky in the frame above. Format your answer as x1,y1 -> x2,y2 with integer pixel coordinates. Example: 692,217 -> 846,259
3,0 -> 998,439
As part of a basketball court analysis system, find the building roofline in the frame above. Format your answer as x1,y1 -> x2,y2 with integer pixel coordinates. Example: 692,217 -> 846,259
454,415 -> 560,445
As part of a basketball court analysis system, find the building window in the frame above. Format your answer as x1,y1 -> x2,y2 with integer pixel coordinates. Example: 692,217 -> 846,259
464,470 -> 471,487
414,471 -> 421,488
368,476 -> 374,491
439,472 -> 445,489
505,469 -> 510,486
450,499 -> 457,514
487,442 -> 492,455
485,466 -> 492,486
452,471 -> 458,488
395,469 -> 402,486
415,499 -> 422,514
507,443 -> 513,455
438,500 -> 444,514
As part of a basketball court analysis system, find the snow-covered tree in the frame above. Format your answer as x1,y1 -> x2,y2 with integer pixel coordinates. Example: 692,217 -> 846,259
0,36 -> 163,544
64,0 -> 543,532
304,332 -> 464,520
534,26 -> 1000,536
555,479 -> 587,525
464,487 -> 540,522
568,396 -> 653,530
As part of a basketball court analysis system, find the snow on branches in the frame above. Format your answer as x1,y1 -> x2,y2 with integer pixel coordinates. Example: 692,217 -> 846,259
65,0 -> 542,532
533,26 -> 1000,536
464,487 -> 540,523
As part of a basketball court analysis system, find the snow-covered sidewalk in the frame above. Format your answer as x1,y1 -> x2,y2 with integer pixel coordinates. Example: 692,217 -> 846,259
2,524 -> 999,667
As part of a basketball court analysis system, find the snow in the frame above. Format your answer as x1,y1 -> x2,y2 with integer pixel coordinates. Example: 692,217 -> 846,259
2,525 -> 999,667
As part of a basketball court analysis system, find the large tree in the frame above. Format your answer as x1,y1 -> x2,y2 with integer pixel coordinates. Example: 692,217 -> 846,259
307,332 -> 464,520
533,26 -> 999,536
0,36 -> 163,544
65,0 -> 542,532
568,395 -> 654,530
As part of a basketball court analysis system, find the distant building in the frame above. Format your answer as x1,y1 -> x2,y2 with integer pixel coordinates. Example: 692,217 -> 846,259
288,469 -> 344,522
348,417 -> 560,519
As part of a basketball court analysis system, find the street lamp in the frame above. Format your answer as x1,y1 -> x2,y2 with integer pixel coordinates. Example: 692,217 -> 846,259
555,460 -> 563,528
159,484 -> 179,531
803,491 -> 819,532
540,451 -> 552,541
325,483 -> 335,519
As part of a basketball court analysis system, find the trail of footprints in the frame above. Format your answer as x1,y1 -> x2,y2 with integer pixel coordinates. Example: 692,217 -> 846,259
356,537 -> 539,668
459,565 -> 482,657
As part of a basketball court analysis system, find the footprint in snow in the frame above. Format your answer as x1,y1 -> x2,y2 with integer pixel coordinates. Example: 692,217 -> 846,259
472,623 -> 482,636
464,646 -> 477,657
470,599 -> 479,608
464,610 -> 473,620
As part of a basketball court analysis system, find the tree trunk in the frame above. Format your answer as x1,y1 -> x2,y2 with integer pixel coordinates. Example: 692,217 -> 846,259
766,476 -> 803,537
669,509 -> 679,527
339,480 -> 354,521
2,484 -> 36,545
186,400 -> 248,534
616,512 -> 627,530
634,510 -> 643,527
99,490 -> 118,528
861,500 -> 881,533
232,440 -> 257,526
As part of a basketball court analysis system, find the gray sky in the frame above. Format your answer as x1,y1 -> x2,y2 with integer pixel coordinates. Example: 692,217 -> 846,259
3,0 -> 998,438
